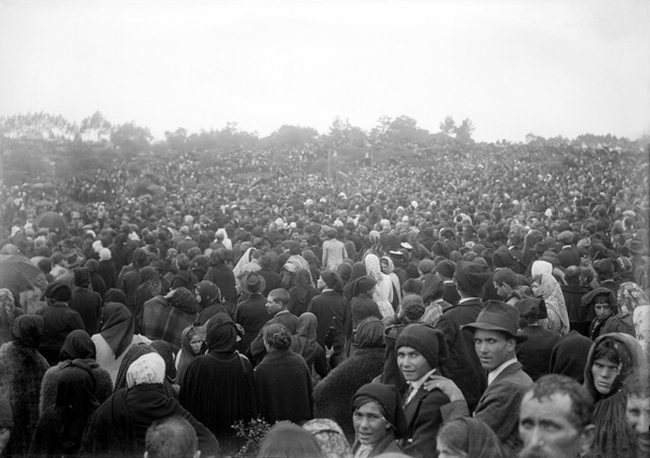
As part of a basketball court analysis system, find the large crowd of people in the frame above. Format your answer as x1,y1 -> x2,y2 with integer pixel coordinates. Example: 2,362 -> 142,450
0,140 -> 649,458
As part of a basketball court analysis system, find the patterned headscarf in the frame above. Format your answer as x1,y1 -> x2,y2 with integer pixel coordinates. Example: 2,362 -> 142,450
364,253 -> 383,284
616,282 -> 649,318
303,418 -> 353,458
126,353 -> 166,388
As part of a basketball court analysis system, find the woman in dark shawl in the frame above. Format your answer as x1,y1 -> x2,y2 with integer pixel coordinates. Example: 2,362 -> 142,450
92,302 -> 151,385
314,317 -> 386,442
290,312 -> 329,378
204,248 -> 238,312
103,287 -> 126,305
84,259 -> 108,299
30,360 -> 100,457
190,254 -> 210,282
81,353 -> 220,458
39,329 -> 112,415
351,383 -> 408,458
150,340 -> 178,385
179,312 -> 256,447
344,262 -> 367,302
436,417 -> 506,458
133,266 -> 162,331
584,332 -> 648,458
289,268 -> 320,317
0,315 -> 50,457
302,249 -> 321,286
255,323 -> 314,424
195,280 -> 230,324
350,276 -> 382,333
336,261 -> 353,287
175,324 -> 207,387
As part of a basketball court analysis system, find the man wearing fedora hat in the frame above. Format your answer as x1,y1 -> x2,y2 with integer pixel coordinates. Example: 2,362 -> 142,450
235,271 -> 271,354
462,300 -> 533,457
247,288 -> 299,365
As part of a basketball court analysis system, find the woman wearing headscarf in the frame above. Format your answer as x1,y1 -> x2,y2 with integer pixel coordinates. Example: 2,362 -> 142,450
84,259 -> 108,299
314,317 -> 386,442
175,323 -> 207,387
303,249 -> 321,287
92,302 -> 151,385
351,383 -> 408,458
97,247 -> 117,290
257,422 -> 325,458
195,280 -> 230,323
337,261 -> 353,287
303,418 -> 353,458
288,268 -> 321,317
255,323 -> 314,424
380,256 -> 402,312
436,417 -> 506,458
150,340 -> 178,387
190,254 -> 210,282
531,273 -> 570,336
344,262 -> 368,301
350,276 -> 382,334
364,253 -> 394,320
204,248 -> 238,311
134,266 -> 162,331
179,312 -> 256,447
582,287 -> 620,341
0,288 -> 22,347
0,315 -> 50,457
289,312 -> 329,378
39,329 -> 112,415
30,360 -> 100,457
81,352 -> 220,458
584,333 -> 648,458
611,281 -> 649,337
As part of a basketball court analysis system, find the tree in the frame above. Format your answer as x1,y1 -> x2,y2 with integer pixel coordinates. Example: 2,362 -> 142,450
455,118 -> 475,143
110,122 -> 152,159
439,116 -> 456,136
79,111 -> 112,142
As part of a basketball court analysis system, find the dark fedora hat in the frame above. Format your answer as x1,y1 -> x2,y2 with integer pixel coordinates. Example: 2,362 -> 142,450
461,300 -> 527,342
240,271 -> 266,295
629,238 -> 647,254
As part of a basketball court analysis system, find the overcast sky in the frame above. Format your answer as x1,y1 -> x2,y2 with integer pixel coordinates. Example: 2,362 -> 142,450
1,0 -> 649,142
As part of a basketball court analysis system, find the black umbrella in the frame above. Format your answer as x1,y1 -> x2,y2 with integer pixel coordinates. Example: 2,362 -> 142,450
0,255 -> 45,297
34,211 -> 67,232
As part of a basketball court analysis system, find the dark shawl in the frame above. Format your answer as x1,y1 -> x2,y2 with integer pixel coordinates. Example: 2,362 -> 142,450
99,302 -> 135,358
60,329 -> 96,360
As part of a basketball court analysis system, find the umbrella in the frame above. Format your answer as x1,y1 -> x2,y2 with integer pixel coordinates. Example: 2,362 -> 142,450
0,255 -> 45,296
34,200 -> 54,207
32,182 -> 56,191
34,211 -> 67,232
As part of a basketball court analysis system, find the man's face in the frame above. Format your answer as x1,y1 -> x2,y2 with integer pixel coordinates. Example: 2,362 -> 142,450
494,282 -> 511,300
519,392 -> 593,458
397,346 -> 433,381
266,294 -> 283,315
626,395 -> 650,454
594,296 -> 612,322
591,358 -> 619,395
474,329 -> 514,372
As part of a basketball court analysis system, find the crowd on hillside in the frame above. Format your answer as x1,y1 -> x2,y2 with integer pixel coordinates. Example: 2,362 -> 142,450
0,141 -> 649,458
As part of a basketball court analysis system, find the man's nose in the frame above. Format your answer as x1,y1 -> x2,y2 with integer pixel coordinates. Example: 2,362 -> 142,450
527,427 -> 545,447
636,412 -> 650,434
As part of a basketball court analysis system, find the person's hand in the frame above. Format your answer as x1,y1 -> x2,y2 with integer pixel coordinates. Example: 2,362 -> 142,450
423,374 -> 465,402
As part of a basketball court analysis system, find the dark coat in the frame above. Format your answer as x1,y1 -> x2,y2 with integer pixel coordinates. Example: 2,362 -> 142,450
350,294 -> 382,330
82,383 -> 219,458
313,348 -> 386,442
288,286 -> 320,317
255,350 -> 313,424
0,340 -> 50,457
234,294 -> 271,353
558,246 -> 581,268
401,386 -> 451,458
548,330 -> 592,384
37,302 -> 85,366
352,433 -> 402,458
97,260 -> 117,290
516,326 -> 561,381
204,264 -> 238,308
248,311 -> 299,363
435,298 -> 487,411
473,362 -> 533,457
307,290 -> 351,346
69,288 -> 103,336
179,352 -> 256,446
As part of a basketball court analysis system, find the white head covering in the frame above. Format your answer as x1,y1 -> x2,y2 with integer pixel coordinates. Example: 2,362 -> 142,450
126,353 -> 166,388
531,260 -> 553,278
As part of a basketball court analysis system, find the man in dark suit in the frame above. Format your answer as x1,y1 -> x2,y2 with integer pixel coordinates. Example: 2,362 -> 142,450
557,230 -> 581,268
462,300 -> 534,457
247,287 -> 298,364
235,271 -> 270,354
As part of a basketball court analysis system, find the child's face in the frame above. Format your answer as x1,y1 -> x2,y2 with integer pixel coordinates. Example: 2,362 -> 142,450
189,334 -> 203,355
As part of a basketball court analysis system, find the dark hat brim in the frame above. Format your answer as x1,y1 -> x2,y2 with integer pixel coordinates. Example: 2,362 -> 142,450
461,322 -> 528,343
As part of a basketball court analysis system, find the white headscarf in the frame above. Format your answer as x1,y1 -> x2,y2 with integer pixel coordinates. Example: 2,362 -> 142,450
531,260 -> 553,278
126,353 -> 166,388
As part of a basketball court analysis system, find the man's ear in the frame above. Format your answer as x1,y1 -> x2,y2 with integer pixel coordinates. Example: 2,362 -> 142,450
579,424 -> 596,457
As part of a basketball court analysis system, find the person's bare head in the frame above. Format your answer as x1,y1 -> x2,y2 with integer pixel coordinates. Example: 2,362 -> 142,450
144,416 -> 200,458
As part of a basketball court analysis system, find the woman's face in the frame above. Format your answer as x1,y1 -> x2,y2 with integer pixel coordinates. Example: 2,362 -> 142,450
591,357 -> 620,395
353,401 -> 391,445
397,346 -> 433,381
436,438 -> 467,458
380,260 -> 390,275
530,280 -> 542,297
189,334 -> 203,356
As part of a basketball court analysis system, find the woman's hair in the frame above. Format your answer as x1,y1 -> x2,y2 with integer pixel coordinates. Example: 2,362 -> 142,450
263,323 -> 291,351
352,395 -> 387,418
436,419 -> 469,458
592,342 -> 621,366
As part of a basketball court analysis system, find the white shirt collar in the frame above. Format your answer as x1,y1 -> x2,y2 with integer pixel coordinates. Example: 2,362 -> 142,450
405,368 -> 438,405
487,357 -> 518,386
458,297 -> 480,304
